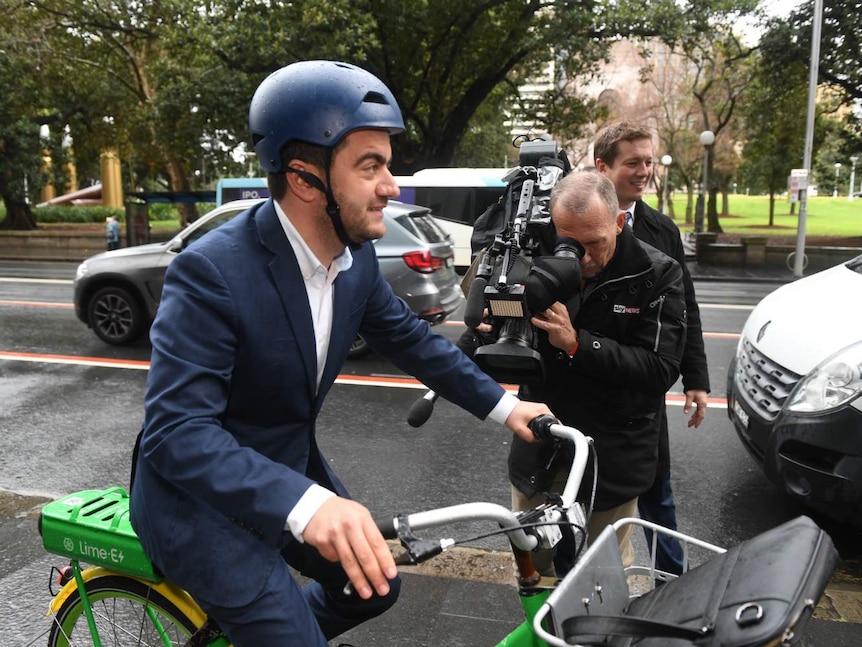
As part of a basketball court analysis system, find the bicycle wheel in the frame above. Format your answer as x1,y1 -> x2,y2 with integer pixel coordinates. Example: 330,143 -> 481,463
48,573 -> 198,647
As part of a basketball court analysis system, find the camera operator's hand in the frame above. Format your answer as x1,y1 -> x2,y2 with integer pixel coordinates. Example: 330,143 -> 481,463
531,302 -> 579,356
471,307 -> 494,335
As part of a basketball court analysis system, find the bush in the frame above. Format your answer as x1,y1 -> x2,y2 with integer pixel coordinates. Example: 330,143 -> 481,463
147,203 -> 181,221
34,205 -> 125,224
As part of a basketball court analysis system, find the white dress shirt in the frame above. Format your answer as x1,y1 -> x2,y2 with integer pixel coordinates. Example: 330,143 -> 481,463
273,202 -> 518,542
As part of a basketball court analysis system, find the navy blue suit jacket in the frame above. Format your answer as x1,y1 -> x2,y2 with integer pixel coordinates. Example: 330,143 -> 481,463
129,199 -> 505,606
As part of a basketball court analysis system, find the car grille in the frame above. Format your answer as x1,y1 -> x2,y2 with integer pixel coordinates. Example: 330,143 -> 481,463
734,339 -> 802,421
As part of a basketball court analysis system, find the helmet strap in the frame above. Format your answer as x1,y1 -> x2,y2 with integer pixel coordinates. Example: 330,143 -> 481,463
285,153 -> 361,251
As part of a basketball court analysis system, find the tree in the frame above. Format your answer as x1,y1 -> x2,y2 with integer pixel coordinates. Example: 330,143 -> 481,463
208,0 -> 615,172
32,0 -> 255,226
5,0 -> 761,234
636,40 -> 707,224
738,20 -> 807,223
683,28 -> 757,233
0,2 -> 55,229
785,0 -> 862,106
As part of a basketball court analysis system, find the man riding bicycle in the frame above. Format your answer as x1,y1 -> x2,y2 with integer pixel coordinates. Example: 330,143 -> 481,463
128,60 -> 553,646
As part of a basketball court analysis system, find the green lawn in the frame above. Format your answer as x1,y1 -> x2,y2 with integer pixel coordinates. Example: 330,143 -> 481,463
652,194 -> 862,240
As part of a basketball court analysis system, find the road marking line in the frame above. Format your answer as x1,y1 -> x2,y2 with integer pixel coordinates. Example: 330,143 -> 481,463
699,303 -> 755,310
0,299 -> 73,308
0,350 -> 151,370
0,277 -> 72,285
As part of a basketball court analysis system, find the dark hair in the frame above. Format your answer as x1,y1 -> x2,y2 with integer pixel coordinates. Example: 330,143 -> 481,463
267,140 -> 332,200
593,121 -> 654,167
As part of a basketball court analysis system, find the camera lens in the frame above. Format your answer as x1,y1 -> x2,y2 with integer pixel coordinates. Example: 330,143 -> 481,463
554,236 -> 583,260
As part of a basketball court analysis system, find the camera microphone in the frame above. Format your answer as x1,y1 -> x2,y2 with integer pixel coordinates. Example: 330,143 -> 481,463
464,275 -> 488,329
405,329 -> 480,428
407,390 -> 439,427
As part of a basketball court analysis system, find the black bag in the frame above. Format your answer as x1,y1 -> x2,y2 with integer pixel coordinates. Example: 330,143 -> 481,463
561,516 -> 837,647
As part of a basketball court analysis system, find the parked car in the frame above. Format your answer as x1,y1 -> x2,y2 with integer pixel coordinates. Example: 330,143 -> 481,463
726,253 -> 862,527
74,199 -> 463,357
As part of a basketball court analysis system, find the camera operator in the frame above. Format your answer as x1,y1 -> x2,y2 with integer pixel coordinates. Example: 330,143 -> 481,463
506,171 -> 688,574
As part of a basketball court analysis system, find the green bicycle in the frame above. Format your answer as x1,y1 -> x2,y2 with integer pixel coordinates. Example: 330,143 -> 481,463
38,418 -> 595,647
37,417 -> 833,647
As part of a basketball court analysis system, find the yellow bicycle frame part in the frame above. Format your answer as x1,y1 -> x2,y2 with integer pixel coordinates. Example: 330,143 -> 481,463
47,565 -> 208,629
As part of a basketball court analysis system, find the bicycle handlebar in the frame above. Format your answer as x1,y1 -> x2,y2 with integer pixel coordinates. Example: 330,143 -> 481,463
374,420 -> 591,552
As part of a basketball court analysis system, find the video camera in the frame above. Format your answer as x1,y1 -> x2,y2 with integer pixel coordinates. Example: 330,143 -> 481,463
463,139 -> 583,385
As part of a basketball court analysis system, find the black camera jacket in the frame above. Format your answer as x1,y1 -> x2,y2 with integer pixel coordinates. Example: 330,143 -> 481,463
510,225 -> 687,510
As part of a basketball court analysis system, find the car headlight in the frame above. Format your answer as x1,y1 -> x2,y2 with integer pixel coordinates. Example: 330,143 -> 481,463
786,341 -> 862,413
75,261 -> 89,281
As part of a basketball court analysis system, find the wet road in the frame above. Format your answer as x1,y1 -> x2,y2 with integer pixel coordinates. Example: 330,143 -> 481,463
1,261 -> 861,644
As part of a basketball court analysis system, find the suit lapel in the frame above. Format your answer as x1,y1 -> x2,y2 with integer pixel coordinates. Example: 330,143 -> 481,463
253,201 -> 318,397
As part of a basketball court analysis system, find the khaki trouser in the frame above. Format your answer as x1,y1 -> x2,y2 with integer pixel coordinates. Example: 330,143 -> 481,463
511,484 -> 638,577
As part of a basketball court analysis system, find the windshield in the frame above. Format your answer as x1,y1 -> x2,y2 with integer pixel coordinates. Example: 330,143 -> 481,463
394,211 -> 450,244
846,253 -> 862,273
184,208 -> 244,246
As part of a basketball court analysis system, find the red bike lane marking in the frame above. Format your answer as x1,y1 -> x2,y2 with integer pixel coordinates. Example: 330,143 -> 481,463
0,299 -> 74,308
0,350 -> 151,369
0,350 -> 726,405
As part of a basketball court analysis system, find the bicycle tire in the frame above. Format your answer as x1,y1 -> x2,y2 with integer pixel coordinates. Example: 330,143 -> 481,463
47,573 -> 198,647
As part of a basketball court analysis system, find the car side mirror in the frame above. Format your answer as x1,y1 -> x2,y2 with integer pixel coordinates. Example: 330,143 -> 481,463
167,237 -> 184,253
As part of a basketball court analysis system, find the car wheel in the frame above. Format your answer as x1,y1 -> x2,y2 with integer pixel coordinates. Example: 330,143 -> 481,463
348,334 -> 371,359
88,286 -> 145,345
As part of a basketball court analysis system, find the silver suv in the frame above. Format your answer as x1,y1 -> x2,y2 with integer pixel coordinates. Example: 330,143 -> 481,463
74,199 -> 463,356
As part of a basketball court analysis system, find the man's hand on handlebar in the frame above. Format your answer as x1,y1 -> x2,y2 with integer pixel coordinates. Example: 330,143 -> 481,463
506,402 -> 557,443
302,497 -> 397,600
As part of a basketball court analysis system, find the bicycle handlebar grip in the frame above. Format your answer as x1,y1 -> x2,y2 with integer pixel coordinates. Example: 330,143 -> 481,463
528,414 -> 559,442
374,516 -> 398,540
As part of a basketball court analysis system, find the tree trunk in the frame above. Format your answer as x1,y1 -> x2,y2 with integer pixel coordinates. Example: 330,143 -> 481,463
768,193 -> 775,226
685,186 -> 694,224
0,199 -> 37,230
166,159 -> 200,227
706,188 -> 723,233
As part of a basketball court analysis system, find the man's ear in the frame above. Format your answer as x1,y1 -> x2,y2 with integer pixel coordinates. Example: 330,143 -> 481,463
285,162 -> 322,203
595,158 -> 609,173
614,210 -> 626,234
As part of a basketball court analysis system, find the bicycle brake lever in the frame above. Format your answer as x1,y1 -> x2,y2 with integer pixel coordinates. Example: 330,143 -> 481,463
398,537 -> 455,564
395,513 -> 453,564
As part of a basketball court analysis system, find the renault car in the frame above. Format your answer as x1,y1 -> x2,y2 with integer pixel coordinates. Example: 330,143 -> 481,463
727,253 -> 862,526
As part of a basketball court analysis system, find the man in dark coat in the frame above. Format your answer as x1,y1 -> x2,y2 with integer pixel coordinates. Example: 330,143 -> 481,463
593,121 -> 710,575
506,171 -> 687,572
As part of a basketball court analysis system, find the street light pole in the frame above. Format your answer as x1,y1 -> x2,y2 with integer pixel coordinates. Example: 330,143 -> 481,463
661,154 -> 672,213
833,163 -> 841,197
696,130 -> 714,233
849,156 -> 858,201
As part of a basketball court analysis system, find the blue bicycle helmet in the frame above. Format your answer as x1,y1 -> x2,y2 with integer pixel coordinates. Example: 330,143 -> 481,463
249,60 -> 405,172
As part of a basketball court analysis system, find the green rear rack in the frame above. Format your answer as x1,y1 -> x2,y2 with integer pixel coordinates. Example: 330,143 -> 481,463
40,487 -> 160,581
